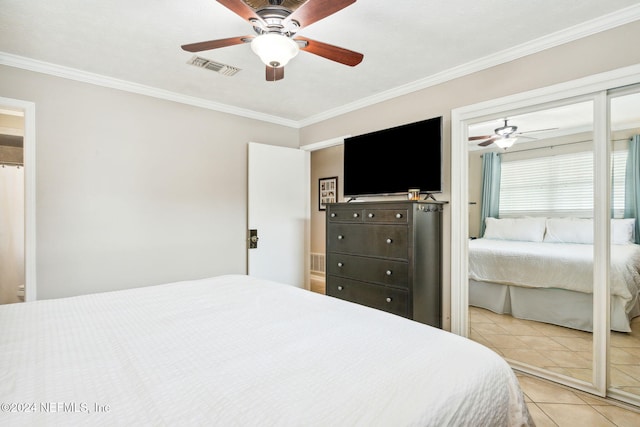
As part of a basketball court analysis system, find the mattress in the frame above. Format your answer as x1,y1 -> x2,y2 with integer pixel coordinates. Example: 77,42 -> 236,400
0,275 -> 533,426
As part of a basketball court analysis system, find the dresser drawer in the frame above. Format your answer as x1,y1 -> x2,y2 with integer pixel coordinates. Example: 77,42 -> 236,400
327,208 -> 364,223
327,253 -> 409,288
362,208 -> 409,224
327,224 -> 408,259
327,277 -> 409,318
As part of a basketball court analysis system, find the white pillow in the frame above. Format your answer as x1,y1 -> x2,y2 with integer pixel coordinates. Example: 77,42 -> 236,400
544,218 -> 593,244
611,218 -> 636,244
483,217 -> 546,242
544,217 -> 636,244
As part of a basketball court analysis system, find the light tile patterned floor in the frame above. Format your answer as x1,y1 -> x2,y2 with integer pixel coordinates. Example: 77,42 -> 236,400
470,306 -> 640,426
517,373 -> 640,426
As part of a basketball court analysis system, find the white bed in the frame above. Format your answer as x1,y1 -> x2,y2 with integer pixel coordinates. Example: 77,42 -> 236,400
469,217 -> 640,332
0,275 -> 533,426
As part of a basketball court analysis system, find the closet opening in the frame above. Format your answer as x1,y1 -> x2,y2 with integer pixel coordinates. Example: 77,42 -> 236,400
451,65 -> 640,408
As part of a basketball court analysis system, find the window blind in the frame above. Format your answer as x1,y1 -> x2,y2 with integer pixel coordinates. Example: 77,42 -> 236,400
499,149 -> 627,218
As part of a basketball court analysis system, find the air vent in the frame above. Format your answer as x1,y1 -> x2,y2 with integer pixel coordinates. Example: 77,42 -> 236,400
310,252 -> 325,274
187,56 -> 240,76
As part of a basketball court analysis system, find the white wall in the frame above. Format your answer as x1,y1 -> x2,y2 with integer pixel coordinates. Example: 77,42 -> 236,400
0,65 -> 299,299
310,145 -> 343,255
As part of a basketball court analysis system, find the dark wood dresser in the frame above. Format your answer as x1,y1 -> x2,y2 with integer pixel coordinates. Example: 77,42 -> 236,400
325,200 -> 443,328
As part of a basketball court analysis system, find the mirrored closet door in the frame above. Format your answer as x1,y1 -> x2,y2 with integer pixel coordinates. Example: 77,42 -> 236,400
608,86 -> 640,405
467,99 -> 596,388
453,74 -> 640,407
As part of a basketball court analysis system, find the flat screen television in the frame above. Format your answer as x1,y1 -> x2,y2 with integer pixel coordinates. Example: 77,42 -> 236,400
343,116 -> 442,198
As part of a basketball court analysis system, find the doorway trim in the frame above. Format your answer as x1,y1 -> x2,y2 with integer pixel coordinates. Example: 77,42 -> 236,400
0,96 -> 36,301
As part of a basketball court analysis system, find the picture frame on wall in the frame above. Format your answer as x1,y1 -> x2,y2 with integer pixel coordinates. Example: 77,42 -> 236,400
319,176 -> 338,211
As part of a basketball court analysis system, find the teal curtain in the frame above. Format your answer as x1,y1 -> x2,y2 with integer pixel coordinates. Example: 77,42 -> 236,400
479,152 -> 501,237
625,135 -> 640,244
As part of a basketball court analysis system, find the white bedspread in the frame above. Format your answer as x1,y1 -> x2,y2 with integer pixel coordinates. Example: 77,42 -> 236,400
0,275 -> 532,426
469,239 -> 640,304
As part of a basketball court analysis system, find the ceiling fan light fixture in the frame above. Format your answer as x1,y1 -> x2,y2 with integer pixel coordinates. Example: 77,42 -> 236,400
251,33 -> 299,67
494,136 -> 517,149
496,125 -> 517,136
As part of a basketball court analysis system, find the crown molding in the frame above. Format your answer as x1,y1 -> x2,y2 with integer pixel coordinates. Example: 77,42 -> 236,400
0,52 -> 300,128
2,4 -> 639,130
297,4 -> 640,127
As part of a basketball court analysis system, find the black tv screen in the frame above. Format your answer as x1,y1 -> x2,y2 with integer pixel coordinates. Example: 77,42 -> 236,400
343,116 -> 442,198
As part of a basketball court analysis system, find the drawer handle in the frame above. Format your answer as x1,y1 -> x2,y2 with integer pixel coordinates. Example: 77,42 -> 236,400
353,213 -> 359,218
337,235 -> 344,240
395,213 -> 403,219
386,270 -> 392,276
386,238 -> 393,244
337,285 -> 343,291
386,297 -> 392,303
330,212 -> 336,218
368,213 -> 374,218
337,262 -> 344,267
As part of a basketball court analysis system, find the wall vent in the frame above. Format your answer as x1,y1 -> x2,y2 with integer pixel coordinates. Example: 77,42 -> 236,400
187,56 -> 240,76
310,252 -> 325,274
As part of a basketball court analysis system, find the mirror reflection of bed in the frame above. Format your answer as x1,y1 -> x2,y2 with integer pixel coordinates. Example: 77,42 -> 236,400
467,96 -> 640,397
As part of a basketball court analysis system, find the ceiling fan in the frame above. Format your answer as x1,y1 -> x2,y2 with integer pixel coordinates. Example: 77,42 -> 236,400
181,0 -> 364,81
469,119 -> 559,148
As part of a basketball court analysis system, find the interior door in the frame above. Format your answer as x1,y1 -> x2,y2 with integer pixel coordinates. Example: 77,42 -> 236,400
247,142 -> 310,288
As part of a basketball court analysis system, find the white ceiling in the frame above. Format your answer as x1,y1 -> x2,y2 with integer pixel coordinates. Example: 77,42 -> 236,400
1,0 -> 640,126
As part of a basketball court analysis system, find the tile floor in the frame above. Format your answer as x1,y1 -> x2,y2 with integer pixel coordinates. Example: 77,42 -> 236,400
470,307 -> 640,426
517,373 -> 640,426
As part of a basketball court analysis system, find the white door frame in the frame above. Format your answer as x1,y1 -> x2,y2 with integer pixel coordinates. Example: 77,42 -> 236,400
0,96 -> 36,301
451,63 -> 640,400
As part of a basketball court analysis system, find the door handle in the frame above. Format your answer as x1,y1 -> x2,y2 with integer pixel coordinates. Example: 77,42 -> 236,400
248,229 -> 259,249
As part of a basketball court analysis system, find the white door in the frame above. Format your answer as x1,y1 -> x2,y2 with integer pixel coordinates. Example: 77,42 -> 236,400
247,142 -> 310,288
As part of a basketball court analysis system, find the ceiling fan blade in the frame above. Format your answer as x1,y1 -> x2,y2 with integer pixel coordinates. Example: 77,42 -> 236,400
284,0 -> 356,29
295,37 -> 363,66
469,135 -> 494,141
181,36 -> 253,52
266,65 -> 284,81
216,0 -> 265,24
478,137 -> 498,147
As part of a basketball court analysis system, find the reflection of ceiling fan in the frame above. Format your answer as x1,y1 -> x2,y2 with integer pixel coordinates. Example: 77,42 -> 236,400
469,119 -> 558,148
181,0 -> 364,81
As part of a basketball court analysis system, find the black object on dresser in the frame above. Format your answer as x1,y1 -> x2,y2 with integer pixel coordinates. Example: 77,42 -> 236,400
325,201 -> 443,328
